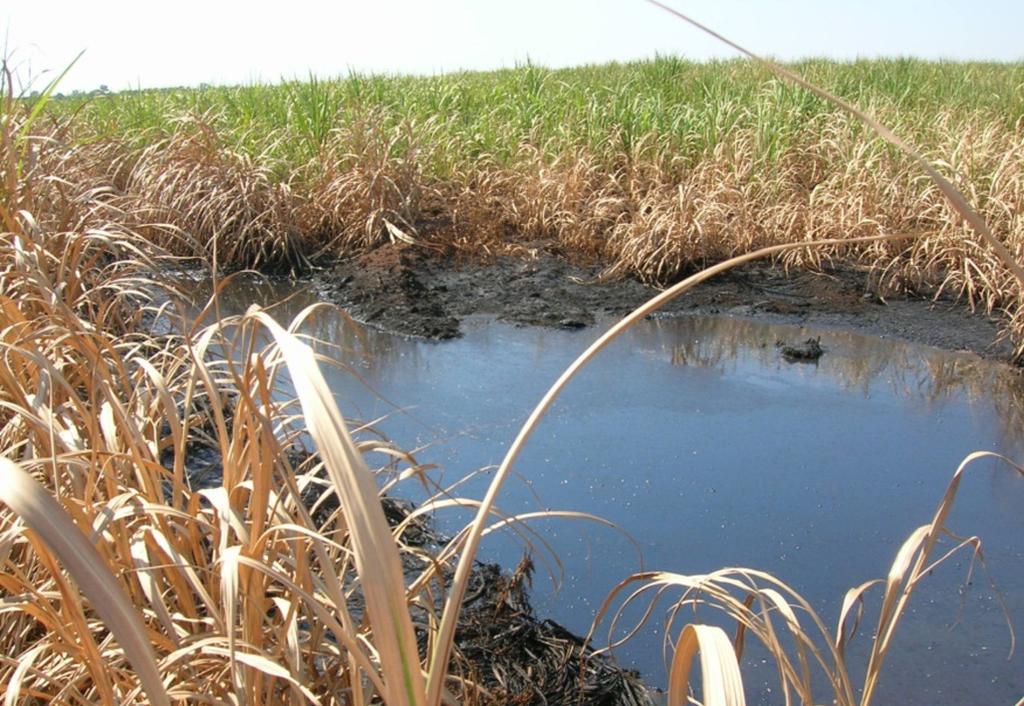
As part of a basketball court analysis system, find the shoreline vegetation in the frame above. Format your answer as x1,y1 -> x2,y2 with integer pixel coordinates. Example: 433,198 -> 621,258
53,57 -> 1024,358
1,54 -> 1023,704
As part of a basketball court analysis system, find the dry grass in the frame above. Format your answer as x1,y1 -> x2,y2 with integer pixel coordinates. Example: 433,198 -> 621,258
116,119 -> 309,271
0,214 -> 447,702
1,74 -> 445,704
304,113 -> 445,258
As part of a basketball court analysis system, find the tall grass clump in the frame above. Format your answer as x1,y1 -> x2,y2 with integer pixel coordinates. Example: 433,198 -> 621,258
1,63 -> 468,705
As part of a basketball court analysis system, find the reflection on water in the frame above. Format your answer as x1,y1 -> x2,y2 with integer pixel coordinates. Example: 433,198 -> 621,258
193,276 -> 1024,706
666,314 -> 1024,450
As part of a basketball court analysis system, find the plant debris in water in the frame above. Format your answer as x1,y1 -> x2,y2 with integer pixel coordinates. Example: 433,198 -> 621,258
289,455 -> 656,705
452,559 -> 654,706
779,336 -> 825,362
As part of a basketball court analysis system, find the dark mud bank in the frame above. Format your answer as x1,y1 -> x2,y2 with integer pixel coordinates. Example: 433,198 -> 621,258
312,243 -> 1014,361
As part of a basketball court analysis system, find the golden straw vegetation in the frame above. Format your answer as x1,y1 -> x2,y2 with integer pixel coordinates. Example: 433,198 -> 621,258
1,12 -> 1024,705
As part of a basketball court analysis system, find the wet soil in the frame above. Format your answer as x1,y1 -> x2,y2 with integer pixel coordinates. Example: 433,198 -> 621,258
311,242 -> 1014,361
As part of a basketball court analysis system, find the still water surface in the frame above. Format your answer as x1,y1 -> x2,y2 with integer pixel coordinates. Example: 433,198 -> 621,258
203,279 -> 1024,704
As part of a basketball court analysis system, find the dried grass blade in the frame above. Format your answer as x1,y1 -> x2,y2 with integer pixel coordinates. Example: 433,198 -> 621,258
4,643 -> 45,706
130,536 -> 182,645
384,218 -> 418,245
233,554 -> 387,694
251,311 -> 426,706
203,645 -> 323,705
732,594 -> 756,660
668,624 -> 746,706
0,458 -> 170,706
145,526 -> 222,625
862,451 -> 1024,705
836,579 -> 881,658
221,545 -> 243,697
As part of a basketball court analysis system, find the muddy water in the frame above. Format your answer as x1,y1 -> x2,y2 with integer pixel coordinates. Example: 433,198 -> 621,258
198,277 -> 1024,705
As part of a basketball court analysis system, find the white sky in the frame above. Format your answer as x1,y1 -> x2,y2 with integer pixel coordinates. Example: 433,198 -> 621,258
5,1 -> 1023,93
